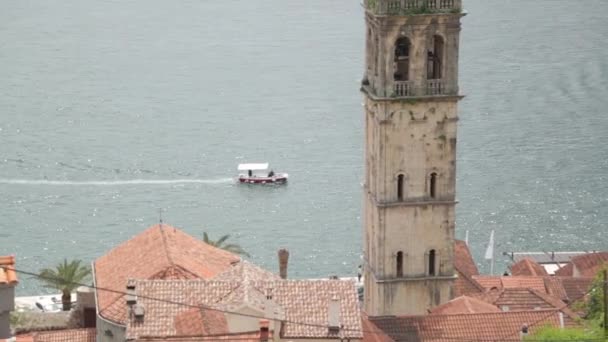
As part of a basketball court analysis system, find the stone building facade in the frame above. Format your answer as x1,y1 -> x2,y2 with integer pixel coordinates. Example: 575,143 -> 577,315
361,0 -> 465,316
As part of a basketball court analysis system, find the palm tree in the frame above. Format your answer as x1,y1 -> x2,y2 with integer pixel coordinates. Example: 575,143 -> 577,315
203,232 -> 250,257
39,259 -> 91,311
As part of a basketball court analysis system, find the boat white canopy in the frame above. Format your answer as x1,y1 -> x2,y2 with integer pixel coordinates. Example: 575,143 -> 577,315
238,163 -> 269,171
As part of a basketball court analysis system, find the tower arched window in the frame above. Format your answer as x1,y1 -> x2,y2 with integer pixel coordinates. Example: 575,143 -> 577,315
374,36 -> 379,76
428,249 -> 436,276
397,174 -> 405,200
367,29 -> 372,72
396,251 -> 403,277
429,172 -> 437,198
427,35 -> 444,80
394,37 -> 410,81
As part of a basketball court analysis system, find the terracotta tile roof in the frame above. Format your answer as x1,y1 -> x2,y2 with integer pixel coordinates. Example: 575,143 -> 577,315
554,262 -> 573,276
137,331 -> 271,341
125,279 -> 362,340
274,279 -> 362,339
453,270 -> 484,297
94,224 -> 240,324
571,252 -> 608,277
472,276 -> 547,292
212,260 -> 280,283
0,255 -> 18,285
453,240 -> 478,277
429,296 -> 501,315
471,288 -> 579,326
32,328 -> 96,342
367,310 -> 563,342
501,276 -> 546,292
529,289 -> 580,326
125,280 -> 238,339
543,277 -> 569,302
14,334 -> 34,342
362,313 -> 395,342
559,277 -> 594,303
510,258 -> 548,276
471,276 -> 502,290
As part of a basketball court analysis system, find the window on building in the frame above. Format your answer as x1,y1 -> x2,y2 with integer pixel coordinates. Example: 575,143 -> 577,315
374,36 -> 379,76
367,29 -> 372,71
430,172 -> 437,198
396,251 -> 403,277
428,249 -> 436,276
427,35 -> 444,79
394,37 -> 410,81
397,174 -> 404,200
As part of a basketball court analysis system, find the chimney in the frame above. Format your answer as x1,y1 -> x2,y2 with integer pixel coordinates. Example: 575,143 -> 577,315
132,304 -> 145,321
278,249 -> 289,279
519,324 -> 529,341
328,295 -> 340,334
259,319 -> 270,342
126,280 -> 136,306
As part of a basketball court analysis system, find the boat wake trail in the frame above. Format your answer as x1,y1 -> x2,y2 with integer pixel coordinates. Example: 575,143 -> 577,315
0,178 -> 234,186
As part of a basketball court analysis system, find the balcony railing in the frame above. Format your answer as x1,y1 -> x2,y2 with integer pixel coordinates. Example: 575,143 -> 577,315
394,81 -> 414,97
389,79 -> 455,97
364,0 -> 461,15
426,79 -> 445,95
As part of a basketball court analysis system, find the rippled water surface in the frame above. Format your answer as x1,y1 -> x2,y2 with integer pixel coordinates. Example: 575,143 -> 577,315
1,0 -> 607,294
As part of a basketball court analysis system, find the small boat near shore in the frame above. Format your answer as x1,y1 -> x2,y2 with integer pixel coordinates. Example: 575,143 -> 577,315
237,163 -> 288,184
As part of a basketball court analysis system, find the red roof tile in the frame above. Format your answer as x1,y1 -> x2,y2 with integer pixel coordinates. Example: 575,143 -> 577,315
472,276 -> 547,292
94,224 -> 240,324
554,262 -> 573,276
362,314 -> 395,342
543,277 -> 568,302
136,331 -> 272,341
510,258 -> 548,277
454,240 -> 479,277
471,287 -> 579,326
559,277 -> 594,303
125,279 -> 362,340
274,280 -> 362,339
571,252 -> 608,277
453,270 -> 484,297
501,276 -> 546,292
429,296 -> 500,315
367,310 -> 563,342
474,288 -> 558,311
14,334 -> 34,342
32,328 -> 96,342
0,255 -> 18,285
471,276 -> 502,290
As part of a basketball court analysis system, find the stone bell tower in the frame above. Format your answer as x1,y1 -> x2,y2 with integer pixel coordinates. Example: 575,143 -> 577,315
361,0 -> 464,316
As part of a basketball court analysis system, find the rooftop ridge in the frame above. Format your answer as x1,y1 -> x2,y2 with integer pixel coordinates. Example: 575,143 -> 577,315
394,308 -> 562,319
158,224 -> 176,268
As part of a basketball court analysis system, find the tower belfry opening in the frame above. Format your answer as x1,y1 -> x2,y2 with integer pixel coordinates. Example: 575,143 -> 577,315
361,0 -> 464,316
394,38 -> 410,81
427,35 -> 444,80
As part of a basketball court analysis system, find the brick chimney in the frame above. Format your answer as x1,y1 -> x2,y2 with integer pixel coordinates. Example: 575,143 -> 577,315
328,295 -> 341,334
259,319 -> 270,342
278,249 -> 289,279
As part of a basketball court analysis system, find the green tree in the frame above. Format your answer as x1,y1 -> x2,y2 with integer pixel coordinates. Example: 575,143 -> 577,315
524,325 -> 603,341
39,259 -> 91,311
202,232 -> 250,257
586,267 -> 607,321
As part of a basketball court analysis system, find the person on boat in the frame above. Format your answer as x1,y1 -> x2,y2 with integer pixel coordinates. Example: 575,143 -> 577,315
248,170 -> 252,177
268,170 -> 275,177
